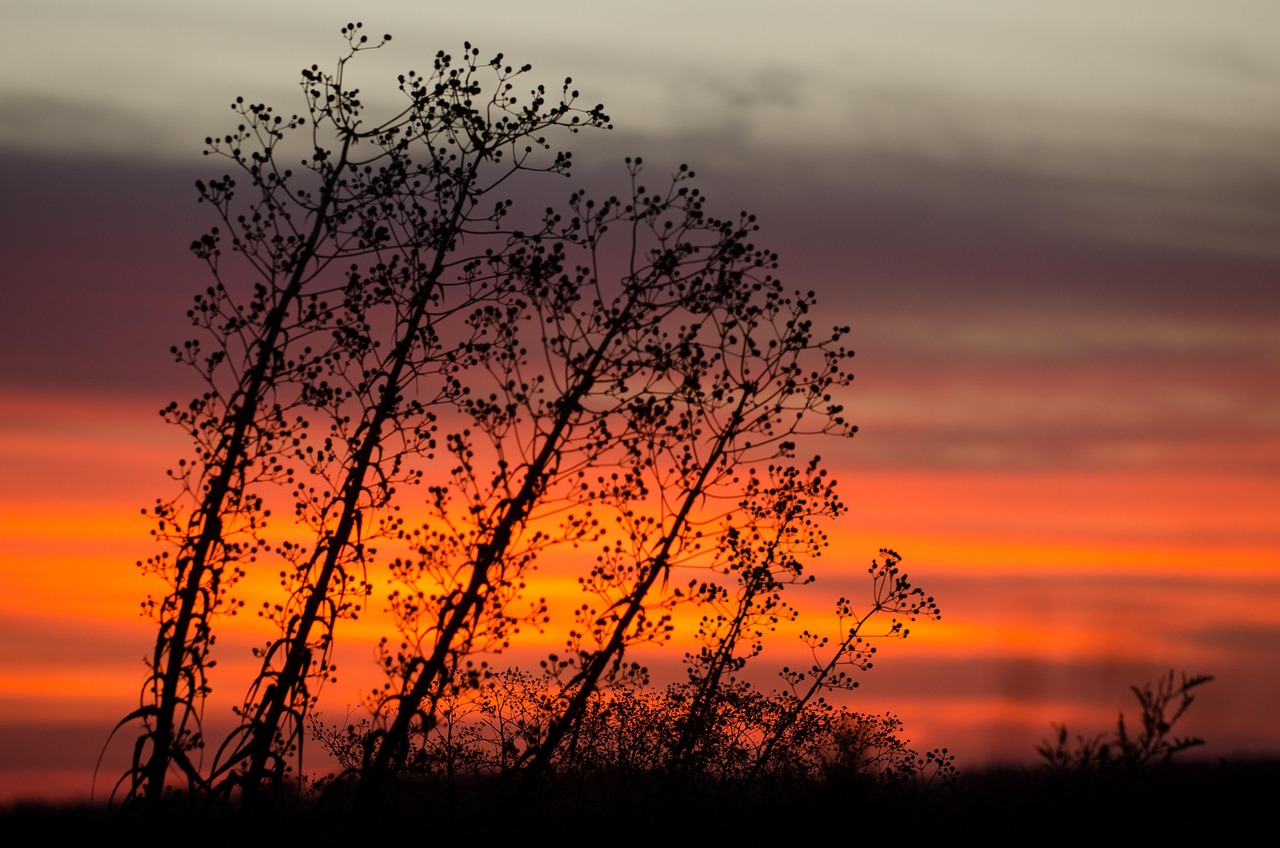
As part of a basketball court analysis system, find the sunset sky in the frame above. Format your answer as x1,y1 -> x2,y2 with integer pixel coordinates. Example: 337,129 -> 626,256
2,1 -> 1278,802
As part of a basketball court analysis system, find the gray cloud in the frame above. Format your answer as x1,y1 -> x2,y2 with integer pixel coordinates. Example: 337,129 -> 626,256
3,138 -> 1278,477
0,94 -> 197,162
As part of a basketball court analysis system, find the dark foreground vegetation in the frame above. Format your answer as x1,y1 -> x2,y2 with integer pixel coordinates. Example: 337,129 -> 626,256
6,669 -> 1272,845
4,757 -> 1275,846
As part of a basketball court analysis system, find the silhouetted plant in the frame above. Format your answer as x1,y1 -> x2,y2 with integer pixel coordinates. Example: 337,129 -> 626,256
116,23 -> 943,824
113,23 -> 399,814
470,178 -> 864,793
318,548 -> 949,818
747,548 -> 939,783
664,461 -> 830,778
819,710 -> 958,789
1037,669 -> 1214,772
357,150 -> 863,813
310,666 -> 956,828
116,23 -> 610,813
202,33 -> 609,810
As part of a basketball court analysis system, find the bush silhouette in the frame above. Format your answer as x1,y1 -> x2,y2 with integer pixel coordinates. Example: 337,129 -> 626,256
1037,669 -> 1213,773
308,667 -> 957,835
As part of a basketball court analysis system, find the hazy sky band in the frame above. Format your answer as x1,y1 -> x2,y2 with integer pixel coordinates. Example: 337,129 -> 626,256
5,3 -> 1279,261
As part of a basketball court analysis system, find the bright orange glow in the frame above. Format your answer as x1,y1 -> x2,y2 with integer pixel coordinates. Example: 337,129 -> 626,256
0,668 -> 142,709
3,388 -> 1279,801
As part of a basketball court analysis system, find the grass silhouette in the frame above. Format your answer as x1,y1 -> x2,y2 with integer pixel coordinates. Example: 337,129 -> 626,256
6,668 -> 1274,845
3,757 -> 1274,846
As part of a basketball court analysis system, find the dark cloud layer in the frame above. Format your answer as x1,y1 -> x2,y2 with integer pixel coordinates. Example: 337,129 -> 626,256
1,155 -> 204,394
4,135 -> 1274,476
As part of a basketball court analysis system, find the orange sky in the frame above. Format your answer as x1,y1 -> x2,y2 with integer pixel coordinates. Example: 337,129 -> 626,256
2,385 -> 1277,803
